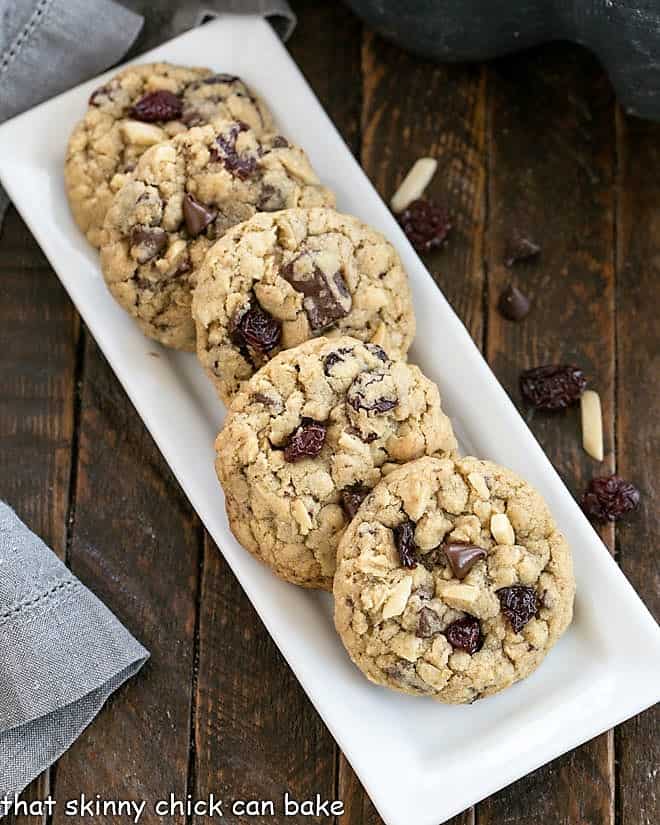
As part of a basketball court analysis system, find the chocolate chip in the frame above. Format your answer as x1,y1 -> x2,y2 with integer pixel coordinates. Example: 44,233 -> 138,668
131,90 -> 183,122
498,284 -> 531,321
340,486 -> 370,519
231,298 -> 281,360
182,193 -> 217,237
271,135 -> 290,148
443,543 -> 487,579
393,520 -> 417,569
347,372 -> 397,414
130,226 -> 168,263
283,419 -> 327,462
417,607 -> 444,638
497,585 -> 539,633
445,617 -> 483,654
504,233 -> 540,266
281,254 -> 352,332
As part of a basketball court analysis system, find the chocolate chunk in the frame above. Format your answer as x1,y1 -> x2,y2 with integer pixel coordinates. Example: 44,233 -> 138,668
271,135 -> 290,148
580,475 -> 640,522
182,193 -> 217,237
131,90 -> 183,122
497,585 -> 539,633
283,419 -> 327,462
417,607 -> 444,638
231,298 -> 281,359
281,254 -> 352,332
366,343 -> 389,362
130,226 -> 168,263
443,543 -> 487,579
498,284 -> 531,321
393,520 -> 417,569
347,371 -> 397,414
256,183 -> 285,211
520,364 -> 587,410
340,486 -> 370,519
250,392 -> 274,407
505,233 -> 541,266
445,617 -> 483,654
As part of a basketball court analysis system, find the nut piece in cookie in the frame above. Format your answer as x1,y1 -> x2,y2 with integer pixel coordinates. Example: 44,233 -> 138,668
214,337 -> 457,589
333,455 -> 575,703
100,124 -> 334,351
65,63 -> 275,248
193,208 -> 416,402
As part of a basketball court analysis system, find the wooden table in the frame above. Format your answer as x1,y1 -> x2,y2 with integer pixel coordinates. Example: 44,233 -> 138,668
2,2 -> 657,823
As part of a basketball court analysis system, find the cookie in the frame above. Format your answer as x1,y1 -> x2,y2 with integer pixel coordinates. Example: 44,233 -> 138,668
193,208 -> 416,402
100,123 -> 334,351
66,63 -> 274,247
334,456 -> 575,703
214,336 -> 457,589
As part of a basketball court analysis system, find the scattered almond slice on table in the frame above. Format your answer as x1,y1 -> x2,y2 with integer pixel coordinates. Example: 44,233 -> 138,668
581,389 -> 604,461
390,157 -> 438,213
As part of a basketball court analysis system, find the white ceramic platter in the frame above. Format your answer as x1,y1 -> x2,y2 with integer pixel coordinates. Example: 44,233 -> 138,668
0,16 -> 658,825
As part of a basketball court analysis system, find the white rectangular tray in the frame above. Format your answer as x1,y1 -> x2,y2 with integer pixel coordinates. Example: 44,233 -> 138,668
0,16 -> 658,825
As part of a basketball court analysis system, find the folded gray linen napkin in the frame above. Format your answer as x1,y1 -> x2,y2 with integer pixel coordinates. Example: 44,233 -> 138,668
0,502 -> 149,804
0,0 -> 296,225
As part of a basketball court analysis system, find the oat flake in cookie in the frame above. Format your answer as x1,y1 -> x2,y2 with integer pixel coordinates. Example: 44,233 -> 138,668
214,337 -> 457,589
65,63 -> 274,248
100,124 -> 334,351
193,208 -> 416,402
334,456 -> 575,702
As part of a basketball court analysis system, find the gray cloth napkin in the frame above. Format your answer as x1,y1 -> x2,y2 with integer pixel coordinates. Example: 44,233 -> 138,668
0,0 -> 296,224
0,502 -> 149,804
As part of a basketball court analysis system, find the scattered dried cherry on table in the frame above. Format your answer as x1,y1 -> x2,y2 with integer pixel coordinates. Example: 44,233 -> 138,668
581,475 -> 640,521
283,419 -> 327,462
398,198 -> 451,253
520,364 -> 587,410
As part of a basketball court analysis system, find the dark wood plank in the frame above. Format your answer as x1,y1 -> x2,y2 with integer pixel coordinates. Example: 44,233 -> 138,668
480,43 -> 616,825
51,336 -> 202,824
343,27 -> 487,825
0,207 -> 78,825
191,3 -> 360,821
614,108 -> 660,825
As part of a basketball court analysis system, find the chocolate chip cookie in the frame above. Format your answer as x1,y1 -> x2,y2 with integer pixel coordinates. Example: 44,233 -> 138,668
100,123 -> 334,351
334,456 -> 575,702
66,63 -> 274,247
215,337 -> 457,589
193,208 -> 416,402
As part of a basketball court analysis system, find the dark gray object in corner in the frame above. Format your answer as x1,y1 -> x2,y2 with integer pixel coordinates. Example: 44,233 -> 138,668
344,0 -> 660,120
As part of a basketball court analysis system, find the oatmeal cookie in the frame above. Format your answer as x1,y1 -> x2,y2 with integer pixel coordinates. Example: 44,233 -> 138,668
215,337 -> 457,589
65,64 -> 274,247
193,208 -> 416,402
100,123 -> 333,350
334,456 -> 575,702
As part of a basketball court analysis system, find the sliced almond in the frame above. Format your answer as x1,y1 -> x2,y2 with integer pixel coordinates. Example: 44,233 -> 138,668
581,389 -> 604,461
390,158 -> 437,213
490,513 -> 515,545
121,120 -> 166,146
382,576 -> 413,619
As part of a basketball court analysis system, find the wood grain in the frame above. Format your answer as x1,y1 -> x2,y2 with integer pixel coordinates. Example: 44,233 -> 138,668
480,43 -> 616,825
50,336 -> 202,824
614,108 -> 660,825
0,207 -> 78,825
190,4 -> 360,822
